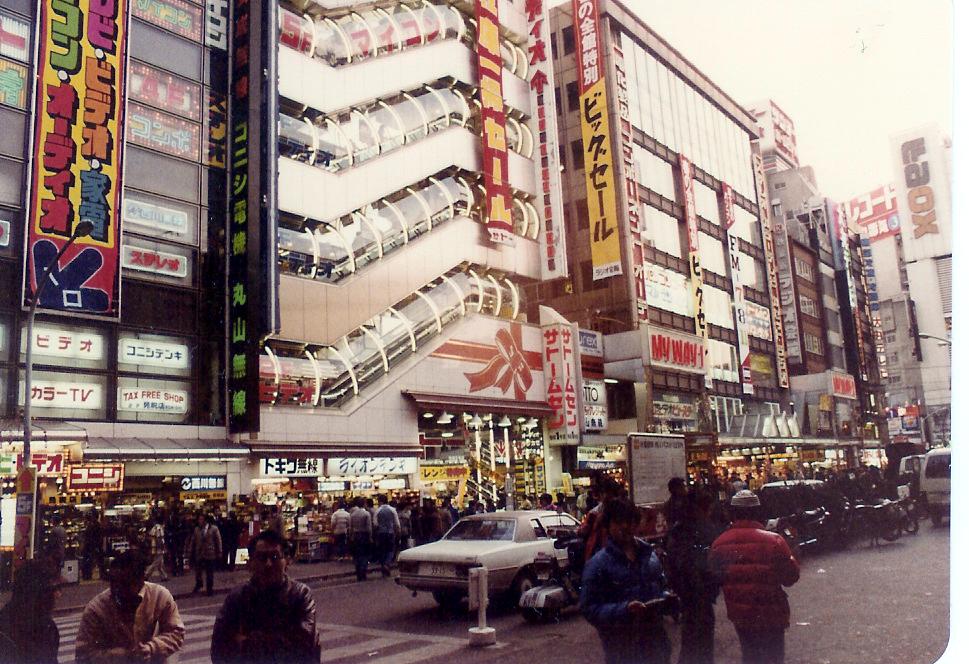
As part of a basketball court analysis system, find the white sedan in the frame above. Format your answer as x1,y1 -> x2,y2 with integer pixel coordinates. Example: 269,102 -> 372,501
396,510 -> 580,607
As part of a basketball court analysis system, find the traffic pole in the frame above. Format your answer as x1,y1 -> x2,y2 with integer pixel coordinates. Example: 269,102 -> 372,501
467,566 -> 496,646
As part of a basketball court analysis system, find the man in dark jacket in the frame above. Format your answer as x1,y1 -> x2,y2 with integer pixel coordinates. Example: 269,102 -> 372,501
0,559 -> 63,664
709,490 -> 800,664
580,498 -> 673,664
211,530 -> 321,664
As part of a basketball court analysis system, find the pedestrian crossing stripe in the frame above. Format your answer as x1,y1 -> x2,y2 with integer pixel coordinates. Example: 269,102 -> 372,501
56,613 -> 470,664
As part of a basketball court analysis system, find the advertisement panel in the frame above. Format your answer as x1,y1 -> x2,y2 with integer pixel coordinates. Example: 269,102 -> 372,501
68,464 -> 124,492
578,329 -> 603,357
749,352 -> 776,387
326,457 -> 418,476
25,0 -> 131,319
628,433 -> 686,506
0,11 -> 30,62
118,337 -> 190,369
752,151 -> 791,385
679,156 -> 709,384
227,0 -> 280,433
830,371 -> 857,400
540,308 -> 579,445
582,379 -> 607,431
122,244 -> 189,277
744,301 -> 772,340
418,464 -> 470,483
27,326 -> 105,361
573,0 -> 621,280
721,183 -> 753,394
893,125 -> 950,261
128,62 -> 201,121
123,195 -> 190,236
132,0 -> 202,42
127,102 -> 201,161
0,57 -> 27,109
524,0 -> 567,278
26,380 -> 103,409
474,0 -> 513,246
646,326 -> 705,375
261,458 -> 323,477
117,387 -> 188,414
847,184 -> 899,241
643,263 -> 690,316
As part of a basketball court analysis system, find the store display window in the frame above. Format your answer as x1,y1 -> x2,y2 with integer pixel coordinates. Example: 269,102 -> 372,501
18,369 -> 108,420
19,321 -> 109,371
117,332 -> 192,377
116,376 -> 192,423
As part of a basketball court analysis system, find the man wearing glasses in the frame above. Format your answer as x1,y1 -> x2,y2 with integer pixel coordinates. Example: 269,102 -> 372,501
211,530 -> 322,663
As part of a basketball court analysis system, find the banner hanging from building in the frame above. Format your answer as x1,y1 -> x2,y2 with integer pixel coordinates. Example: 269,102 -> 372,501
525,0 -> 567,278
892,124 -> 950,262
475,0 -> 514,246
721,184 -> 753,394
751,151 -> 789,387
24,0 -> 131,318
228,0 -> 280,433
539,307 -> 580,445
573,0 -> 621,280
679,156 -> 709,386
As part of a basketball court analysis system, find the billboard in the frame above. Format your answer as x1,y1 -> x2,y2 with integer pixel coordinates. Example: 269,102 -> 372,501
525,0 -> 567,278
573,0 -> 622,280
721,183 -> 753,394
846,184 -> 899,242
679,156 -> 709,385
474,0 -> 514,246
24,0 -> 131,318
540,307 -> 579,445
227,0 -> 280,433
892,125 -> 950,261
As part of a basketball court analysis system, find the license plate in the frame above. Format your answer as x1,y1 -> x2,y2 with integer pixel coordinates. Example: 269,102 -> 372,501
520,591 -> 540,608
419,562 -> 454,577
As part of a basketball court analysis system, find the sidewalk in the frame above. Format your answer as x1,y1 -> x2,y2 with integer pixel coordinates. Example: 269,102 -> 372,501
1,558 -> 381,615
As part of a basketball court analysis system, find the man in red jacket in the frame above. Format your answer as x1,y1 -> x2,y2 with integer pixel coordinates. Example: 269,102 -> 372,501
709,490 -> 800,664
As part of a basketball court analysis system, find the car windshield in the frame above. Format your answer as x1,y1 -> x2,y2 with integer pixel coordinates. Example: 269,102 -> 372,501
445,519 -> 516,541
925,453 -> 950,479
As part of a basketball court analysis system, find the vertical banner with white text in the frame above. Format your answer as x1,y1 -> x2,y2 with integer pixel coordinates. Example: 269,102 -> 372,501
573,0 -> 621,279
24,0 -> 131,318
721,184 -> 753,394
475,0 -> 514,246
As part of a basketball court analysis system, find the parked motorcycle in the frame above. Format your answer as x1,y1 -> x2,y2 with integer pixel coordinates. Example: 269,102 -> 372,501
519,535 -> 584,623
898,496 -> 920,535
848,499 -> 902,546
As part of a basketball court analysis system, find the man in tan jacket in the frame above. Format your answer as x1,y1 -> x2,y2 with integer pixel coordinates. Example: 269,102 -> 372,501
192,513 -> 223,595
76,550 -> 184,663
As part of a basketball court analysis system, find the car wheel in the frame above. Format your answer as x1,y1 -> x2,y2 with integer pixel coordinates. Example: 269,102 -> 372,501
432,591 -> 464,610
509,570 -> 538,606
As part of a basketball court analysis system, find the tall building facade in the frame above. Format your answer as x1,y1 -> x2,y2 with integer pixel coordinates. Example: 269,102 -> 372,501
533,0 -> 799,478
0,0 -> 240,531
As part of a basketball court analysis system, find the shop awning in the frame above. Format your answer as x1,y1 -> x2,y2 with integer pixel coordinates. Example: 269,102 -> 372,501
2,422 -> 88,444
402,390 -> 554,417
83,437 -> 249,461
581,434 -> 627,447
247,441 -> 423,458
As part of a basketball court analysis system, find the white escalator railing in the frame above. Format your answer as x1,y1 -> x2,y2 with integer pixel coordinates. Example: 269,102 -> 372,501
261,267 -> 520,408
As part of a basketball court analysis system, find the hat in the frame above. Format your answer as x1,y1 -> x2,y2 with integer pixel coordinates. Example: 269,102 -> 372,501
730,490 -> 761,508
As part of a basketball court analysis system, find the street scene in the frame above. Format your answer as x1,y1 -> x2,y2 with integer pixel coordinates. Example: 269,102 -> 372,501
0,0 -> 954,662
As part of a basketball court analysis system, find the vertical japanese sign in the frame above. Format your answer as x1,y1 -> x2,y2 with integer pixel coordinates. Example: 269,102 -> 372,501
721,184 -> 753,394
679,156 -> 709,386
524,0 -> 567,278
751,151 -> 789,387
227,0 -> 279,433
573,0 -> 621,279
613,41 -> 647,323
474,0 -> 513,246
540,306 -> 579,445
24,0 -> 131,318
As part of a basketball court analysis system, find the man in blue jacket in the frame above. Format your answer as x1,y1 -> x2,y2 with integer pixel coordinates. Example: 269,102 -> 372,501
580,498 -> 673,664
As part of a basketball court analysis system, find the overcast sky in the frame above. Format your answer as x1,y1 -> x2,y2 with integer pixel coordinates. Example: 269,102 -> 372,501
564,0 -> 954,202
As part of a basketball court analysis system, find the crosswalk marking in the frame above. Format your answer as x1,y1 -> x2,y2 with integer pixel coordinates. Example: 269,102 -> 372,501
54,613 -> 471,664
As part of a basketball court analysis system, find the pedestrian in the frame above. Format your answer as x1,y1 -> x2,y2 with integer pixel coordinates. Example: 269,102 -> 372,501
145,516 -> 169,582
192,513 -> 223,596
348,497 -> 373,581
374,494 -> 400,577
81,511 -> 103,581
75,550 -> 185,664
580,498 -> 673,664
330,502 -> 351,560
0,558 -> 64,664
662,477 -> 690,530
667,493 -> 721,664
418,499 -> 443,544
211,530 -> 321,663
46,514 -> 68,570
267,506 -> 285,537
397,501 -> 413,551
579,479 -> 623,562
709,490 -> 800,664
539,493 -> 554,510
224,512 -> 241,570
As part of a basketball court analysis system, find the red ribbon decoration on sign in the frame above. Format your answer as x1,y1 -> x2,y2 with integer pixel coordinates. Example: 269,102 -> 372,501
465,325 -> 533,400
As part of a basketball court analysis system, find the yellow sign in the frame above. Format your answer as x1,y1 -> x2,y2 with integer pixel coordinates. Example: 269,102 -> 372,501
579,78 -> 622,280
180,491 -> 227,501
418,465 -> 469,483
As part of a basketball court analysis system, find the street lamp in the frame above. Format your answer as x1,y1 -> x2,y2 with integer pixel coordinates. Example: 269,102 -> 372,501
917,333 -> 951,346
17,220 -> 94,562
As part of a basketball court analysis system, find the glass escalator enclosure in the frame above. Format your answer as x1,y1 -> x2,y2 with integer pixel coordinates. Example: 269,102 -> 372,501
279,8 -> 313,55
366,102 -> 406,153
341,327 -> 386,392
278,114 -> 315,162
277,226 -> 316,277
275,356 -> 318,406
343,212 -> 382,271
312,345 -> 356,406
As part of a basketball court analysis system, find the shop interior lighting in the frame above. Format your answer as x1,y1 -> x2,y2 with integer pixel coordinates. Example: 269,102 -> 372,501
525,418 -> 538,429
603,378 -> 619,384
516,416 -> 526,423
470,414 -> 484,428
442,431 -> 454,438
497,415 -> 512,427
422,412 -> 434,418
436,411 -> 454,424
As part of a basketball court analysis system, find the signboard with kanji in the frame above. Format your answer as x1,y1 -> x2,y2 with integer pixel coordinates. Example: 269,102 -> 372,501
326,457 -> 418,476
180,475 -> 226,491
540,306 -> 579,445
27,327 -> 105,361
260,458 -> 322,477
68,464 -> 124,492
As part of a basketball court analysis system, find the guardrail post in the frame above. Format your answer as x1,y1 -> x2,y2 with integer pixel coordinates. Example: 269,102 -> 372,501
468,566 -> 496,646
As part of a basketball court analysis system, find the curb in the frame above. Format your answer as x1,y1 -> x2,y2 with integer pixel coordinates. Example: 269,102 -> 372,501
52,565 -> 383,616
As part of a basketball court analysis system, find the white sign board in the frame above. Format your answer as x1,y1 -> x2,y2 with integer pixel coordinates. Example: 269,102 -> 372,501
326,457 -> 417,476
261,458 -> 324,477
627,433 -> 686,506
119,338 -> 190,369
118,388 -> 189,414
28,326 -> 105,361
123,196 -> 190,235
582,379 -> 608,431
23,381 -> 103,410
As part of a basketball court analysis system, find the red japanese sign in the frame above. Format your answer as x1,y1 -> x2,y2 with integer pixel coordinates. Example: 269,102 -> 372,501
474,0 -> 514,245
25,0 -> 131,318
847,184 -> 900,241
128,61 -> 201,121
68,463 -> 125,492
830,372 -> 857,400
540,308 -> 579,445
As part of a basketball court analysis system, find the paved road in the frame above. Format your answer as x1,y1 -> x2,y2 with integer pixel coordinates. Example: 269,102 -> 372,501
54,524 -> 950,664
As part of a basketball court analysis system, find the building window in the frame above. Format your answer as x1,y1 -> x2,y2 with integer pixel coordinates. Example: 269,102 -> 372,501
555,87 -> 562,115
884,332 -> 895,344
550,32 -> 558,59
571,139 -> 584,169
576,199 -> 589,230
798,294 -> 819,318
562,26 -> 575,55
773,181 -> 786,190
887,352 -> 899,365
771,202 -> 782,217
804,332 -> 823,355
566,81 -> 579,112
793,256 -> 814,281
579,260 -> 594,291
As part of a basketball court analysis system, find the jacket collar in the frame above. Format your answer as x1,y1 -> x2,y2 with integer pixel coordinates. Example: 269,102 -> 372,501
604,536 -> 651,562
730,519 -> 766,530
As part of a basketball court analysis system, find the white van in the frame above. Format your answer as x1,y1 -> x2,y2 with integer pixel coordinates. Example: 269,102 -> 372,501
919,448 -> 950,526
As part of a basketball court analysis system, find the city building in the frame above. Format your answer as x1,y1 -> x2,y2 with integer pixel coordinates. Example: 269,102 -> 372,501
747,100 -> 799,174
533,0 -> 800,480
0,0 -> 243,557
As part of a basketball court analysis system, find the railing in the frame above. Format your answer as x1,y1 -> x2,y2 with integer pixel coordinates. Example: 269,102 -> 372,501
261,267 -> 521,407
277,170 -> 540,283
